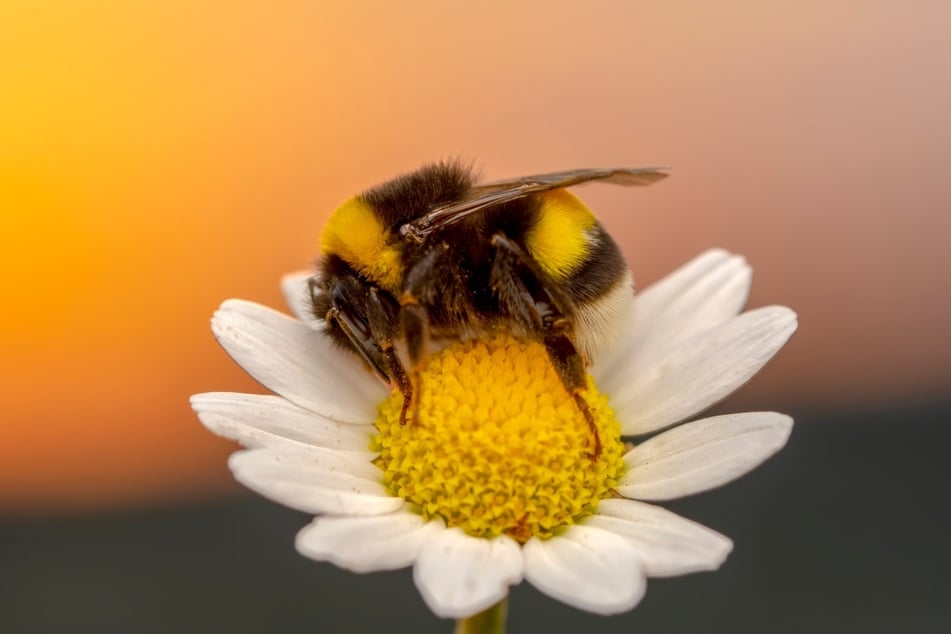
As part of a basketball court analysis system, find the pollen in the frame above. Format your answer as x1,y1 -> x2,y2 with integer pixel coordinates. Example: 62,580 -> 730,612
371,335 -> 626,543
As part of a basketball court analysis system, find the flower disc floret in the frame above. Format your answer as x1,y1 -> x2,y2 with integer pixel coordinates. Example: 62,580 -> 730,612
372,335 -> 626,543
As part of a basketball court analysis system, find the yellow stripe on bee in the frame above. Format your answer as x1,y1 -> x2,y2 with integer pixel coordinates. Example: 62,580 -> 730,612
320,197 -> 403,291
526,189 -> 597,280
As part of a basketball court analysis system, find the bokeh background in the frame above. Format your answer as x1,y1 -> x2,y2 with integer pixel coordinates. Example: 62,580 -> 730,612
2,1 -> 949,632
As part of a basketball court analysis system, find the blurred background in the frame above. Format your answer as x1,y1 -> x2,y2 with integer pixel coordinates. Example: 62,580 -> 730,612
1,1 -> 948,632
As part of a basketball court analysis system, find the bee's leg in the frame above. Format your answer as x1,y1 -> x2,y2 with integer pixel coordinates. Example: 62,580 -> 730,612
489,235 -> 576,323
398,299 -> 428,425
490,234 -> 601,459
324,279 -> 391,384
366,287 -> 413,424
545,332 -> 602,460
398,244 -> 447,425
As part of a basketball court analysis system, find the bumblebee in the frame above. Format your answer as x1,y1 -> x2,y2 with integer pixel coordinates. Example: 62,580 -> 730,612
309,162 -> 667,457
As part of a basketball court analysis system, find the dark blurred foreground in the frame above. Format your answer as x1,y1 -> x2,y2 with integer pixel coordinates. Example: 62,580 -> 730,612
2,400 -> 949,634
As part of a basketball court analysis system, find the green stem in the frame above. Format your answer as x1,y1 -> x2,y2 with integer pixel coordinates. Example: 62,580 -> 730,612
454,597 -> 508,634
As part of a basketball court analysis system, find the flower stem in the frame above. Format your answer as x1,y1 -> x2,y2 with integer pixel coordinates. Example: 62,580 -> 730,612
454,597 -> 508,634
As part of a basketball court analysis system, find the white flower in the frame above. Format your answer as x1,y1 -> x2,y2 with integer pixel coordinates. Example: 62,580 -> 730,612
191,249 -> 796,618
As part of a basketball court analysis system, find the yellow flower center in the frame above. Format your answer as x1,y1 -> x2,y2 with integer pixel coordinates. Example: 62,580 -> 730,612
372,335 -> 625,543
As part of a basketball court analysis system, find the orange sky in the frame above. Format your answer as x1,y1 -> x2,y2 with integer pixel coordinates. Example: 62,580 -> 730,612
2,1 -> 949,511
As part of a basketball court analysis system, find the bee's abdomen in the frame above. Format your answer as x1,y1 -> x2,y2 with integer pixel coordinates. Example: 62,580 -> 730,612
521,189 -> 627,301
524,189 -> 598,282
523,189 -> 631,361
565,223 -> 628,303
567,222 -> 632,362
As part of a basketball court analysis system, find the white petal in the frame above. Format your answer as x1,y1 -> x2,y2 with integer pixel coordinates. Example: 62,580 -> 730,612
585,498 -> 732,577
617,412 -> 793,500
635,249 -> 736,320
231,445 -> 381,484
523,525 -> 645,615
594,249 -> 750,386
611,305 -> 797,436
281,271 -> 315,322
191,392 -> 374,451
629,254 -> 752,369
414,529 -> 523,619
211,299 -> 388,423
229,447 -> 400,515
296,509 -> 442,573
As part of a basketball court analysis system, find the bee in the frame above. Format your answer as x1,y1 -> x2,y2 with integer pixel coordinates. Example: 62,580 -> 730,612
309,162 -> 667,458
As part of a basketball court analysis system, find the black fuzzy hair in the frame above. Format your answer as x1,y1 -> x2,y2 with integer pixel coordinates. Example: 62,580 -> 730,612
360,160 -> 475,230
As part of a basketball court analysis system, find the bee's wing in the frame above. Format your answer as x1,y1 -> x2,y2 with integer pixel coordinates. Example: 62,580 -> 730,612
473,167 -> 668,194
399,167 -> 668,241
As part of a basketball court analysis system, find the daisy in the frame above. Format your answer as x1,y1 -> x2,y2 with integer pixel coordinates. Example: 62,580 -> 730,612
192,248 -> 796,620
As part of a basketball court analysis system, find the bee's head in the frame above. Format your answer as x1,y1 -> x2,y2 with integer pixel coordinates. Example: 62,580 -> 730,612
319,196 -> 404,293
